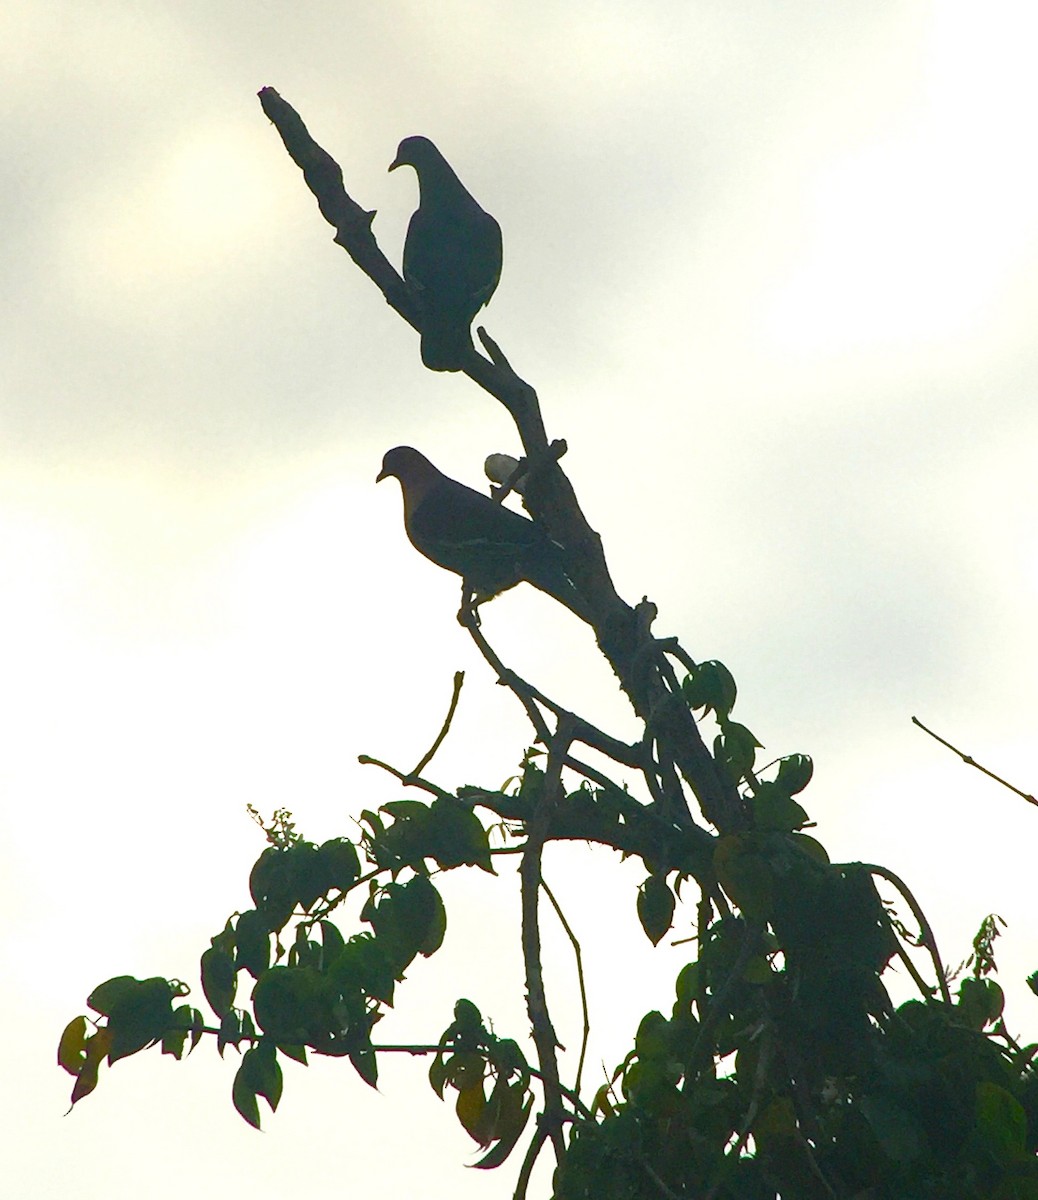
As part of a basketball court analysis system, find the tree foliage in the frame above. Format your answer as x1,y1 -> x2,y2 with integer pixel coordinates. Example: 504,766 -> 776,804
59,91 -> 1038,1198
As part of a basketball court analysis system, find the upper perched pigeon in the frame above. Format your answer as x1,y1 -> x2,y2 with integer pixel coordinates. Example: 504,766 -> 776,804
389,136 -> 503,372
377,446 -> 591,621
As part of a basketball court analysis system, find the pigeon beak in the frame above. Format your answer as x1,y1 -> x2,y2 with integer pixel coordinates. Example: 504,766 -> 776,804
376,467 -> 389,483
388,155 -> 402,172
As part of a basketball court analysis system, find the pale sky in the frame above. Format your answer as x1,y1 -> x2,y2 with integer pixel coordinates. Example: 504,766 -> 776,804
4,4 -> 1037,1197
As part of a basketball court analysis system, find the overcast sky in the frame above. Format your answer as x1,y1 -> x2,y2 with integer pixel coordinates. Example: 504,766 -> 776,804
4,4 -> 1038,1197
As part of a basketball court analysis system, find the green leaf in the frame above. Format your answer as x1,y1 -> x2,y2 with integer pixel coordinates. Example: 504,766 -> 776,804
975,1081 -> 1027,1166
456,1082 -> 490,1144
57,1016 -> 90,1076
790,833 -> 830,864
958,976 -> 1004,1030
428,797 -> 494,872
453,999 -> 483,1036
98,977 -> 176,1063
86,976 -> 140,1017
673,963 -> 699,1016
287,923 -> 320,970
714,835 -> 773,920
472,1090 -> 533,1169
328,933 -> 397,1006
287,842 -> 325,911
252,966 -> 333,1046
163,1005 -> 204,1059
751,782 -> 809,832
637,875 -> 675,946
249,847 -> 296,930
774,753 -> 813,796
318,920 -> 346,966
217,1009 -> 245,1056
381,800 -> 432,820
69,1027 -> 110,1106
315,838 -> 360,893
349,1041 -> 378,1089
232,1051 -> 263,1129
234,909 -> 272,979
634,1011 -> 670,1061
682,660 -> 737,718
365,877 -> 445,974
201,944 -> 237,1018
715,721 -> 761,785
429,1051 -> 449,1098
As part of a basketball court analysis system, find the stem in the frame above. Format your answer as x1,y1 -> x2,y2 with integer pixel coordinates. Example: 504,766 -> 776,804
862,862 -> 951,1006
912,716 -> 1036,807
410,671 -> 465,778
542,881 -> 590,1097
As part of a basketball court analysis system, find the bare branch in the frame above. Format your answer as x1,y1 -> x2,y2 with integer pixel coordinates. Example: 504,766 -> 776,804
357,754 -> 453,801
409,671 -> 465,779
863,862 -> 952,1005
912,715 -> 1036,808
521,716 -> 576,1161
542,881 -> 590,1096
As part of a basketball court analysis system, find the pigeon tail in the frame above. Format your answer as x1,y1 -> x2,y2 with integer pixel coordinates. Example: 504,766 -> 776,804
521,554 -> 596,625
419,308 -> 476,372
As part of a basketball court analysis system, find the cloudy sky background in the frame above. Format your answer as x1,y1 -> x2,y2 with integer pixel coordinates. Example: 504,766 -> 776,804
4,3 -> 1037,1196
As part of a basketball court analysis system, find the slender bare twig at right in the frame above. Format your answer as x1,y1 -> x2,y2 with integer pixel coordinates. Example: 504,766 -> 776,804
912,716 -> 1036,807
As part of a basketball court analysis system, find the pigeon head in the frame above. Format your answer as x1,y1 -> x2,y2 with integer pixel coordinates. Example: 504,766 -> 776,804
377,445 -> 439,488
389,136 -> 441,173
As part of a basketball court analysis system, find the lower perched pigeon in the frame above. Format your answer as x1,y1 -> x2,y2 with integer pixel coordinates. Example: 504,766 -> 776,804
377,446 -> 591,621
389,136 -> 503,372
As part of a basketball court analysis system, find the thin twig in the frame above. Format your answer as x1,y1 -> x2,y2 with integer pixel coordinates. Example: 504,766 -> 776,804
639,1158 -> 683,1200
410,671 -> 465,779
521,717 -> 576,1163
862,862 -> 952,1006
468,621 -> 642,767
357,755 -> 453,800
542,881 -> 590,1097
912,716 -> 1036,807
658,637 -> 699,677
463,612 -> 553,744
890,935 -> 938,1001
512,1123 -> 549,1200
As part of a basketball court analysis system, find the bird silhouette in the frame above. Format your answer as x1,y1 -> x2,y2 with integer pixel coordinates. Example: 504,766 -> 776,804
389,137 -> 503,371
377,446 -> 591,621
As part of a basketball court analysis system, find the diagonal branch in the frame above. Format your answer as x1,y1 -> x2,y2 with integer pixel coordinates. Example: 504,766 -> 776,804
260,88 -> 743,834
